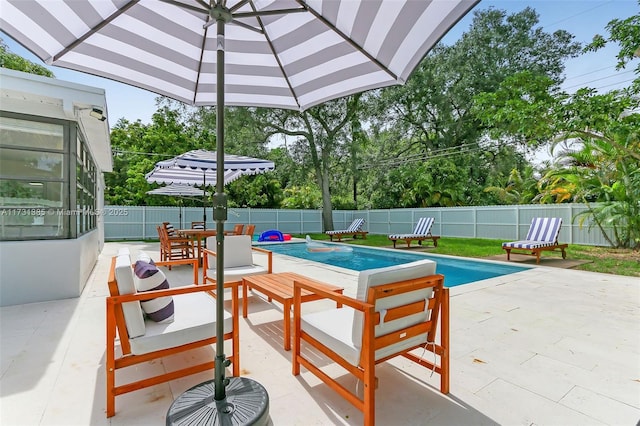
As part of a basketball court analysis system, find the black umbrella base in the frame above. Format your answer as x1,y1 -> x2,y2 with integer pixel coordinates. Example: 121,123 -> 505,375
166,377 -> 269,426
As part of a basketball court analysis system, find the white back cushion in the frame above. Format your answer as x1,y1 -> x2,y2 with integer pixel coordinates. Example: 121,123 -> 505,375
352,259 -> 437,348
206,235 -> 253,269
114,253 -> 146,338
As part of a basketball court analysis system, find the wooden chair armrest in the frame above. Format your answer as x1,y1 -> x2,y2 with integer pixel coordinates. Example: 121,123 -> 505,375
293,280 -> 372,312
203,248 -> 217,257
251,246 -> 272,255
251,246 -> 273,273
108,283 -> 218,304
133,258 -> 199,284
168,236 -> 192,243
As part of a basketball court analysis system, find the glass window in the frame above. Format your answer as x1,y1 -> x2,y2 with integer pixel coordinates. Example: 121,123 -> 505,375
0,148 -> 64,179
0,117 -> 64,150
0,180 -> 66,239
75,134 -> 97,237
0,115 -> 69,240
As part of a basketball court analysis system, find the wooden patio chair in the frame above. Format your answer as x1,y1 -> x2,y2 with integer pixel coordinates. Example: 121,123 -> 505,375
191,221 -> 205,229
224,223 -> 244,235
202,235 -> 272,286
106,249 -> 239,417
243,224 -> 256,238
158,224 -> 195,263
292,259 -> 449,426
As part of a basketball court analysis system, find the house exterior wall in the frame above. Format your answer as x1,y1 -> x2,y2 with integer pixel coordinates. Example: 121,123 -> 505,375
0,230 -> 101,306
0,68 -> 111,307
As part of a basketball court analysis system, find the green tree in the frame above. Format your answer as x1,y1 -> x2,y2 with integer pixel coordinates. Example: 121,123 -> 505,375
365,7 -> 580,207
473,6 -> 640,248
0,39 -> 53,77
257,95 -> 361,230
484,166 -> 541,205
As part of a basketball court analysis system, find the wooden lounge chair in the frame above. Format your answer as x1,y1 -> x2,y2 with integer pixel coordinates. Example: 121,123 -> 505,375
292,259 -> 449,426
388,217 -> 440,248
106,249 -> 239,417
325,218 -> 368,241
502,217 -> 568,264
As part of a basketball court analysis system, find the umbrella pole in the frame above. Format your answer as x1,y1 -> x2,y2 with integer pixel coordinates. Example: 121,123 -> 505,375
168,5 -> 269,425
213,13 -> 229,402
203,172 -> 207,230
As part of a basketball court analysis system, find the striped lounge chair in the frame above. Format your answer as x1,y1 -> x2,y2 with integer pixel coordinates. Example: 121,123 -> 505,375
502,217 -> 568,264
388,217 -> 440,248
325,218 -> 368,242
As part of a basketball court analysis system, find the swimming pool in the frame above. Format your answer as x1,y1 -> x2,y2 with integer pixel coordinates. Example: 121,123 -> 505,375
259,242 -> 528,287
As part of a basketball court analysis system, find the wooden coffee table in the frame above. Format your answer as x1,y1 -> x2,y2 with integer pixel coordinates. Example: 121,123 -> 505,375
242,272 -> 344,351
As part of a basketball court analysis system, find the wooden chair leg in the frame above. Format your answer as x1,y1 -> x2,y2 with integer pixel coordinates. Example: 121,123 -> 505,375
441,288 -> 450,394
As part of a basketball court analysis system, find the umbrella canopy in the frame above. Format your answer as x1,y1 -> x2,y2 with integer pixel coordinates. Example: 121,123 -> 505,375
2,0 -> 478,111
146,183 -> 209,197
1,0 -> 478,418
145,151 -> 273,228
145,149 -> 275,186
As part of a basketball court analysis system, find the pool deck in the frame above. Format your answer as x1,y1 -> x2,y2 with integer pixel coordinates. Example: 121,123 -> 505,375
1,241 -> 639,425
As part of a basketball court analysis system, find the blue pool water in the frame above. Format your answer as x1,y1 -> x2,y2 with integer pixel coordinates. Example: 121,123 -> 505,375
260,242 -> 528,287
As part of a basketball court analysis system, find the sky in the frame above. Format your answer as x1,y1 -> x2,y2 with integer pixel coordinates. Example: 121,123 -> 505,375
1,1 -> 637,128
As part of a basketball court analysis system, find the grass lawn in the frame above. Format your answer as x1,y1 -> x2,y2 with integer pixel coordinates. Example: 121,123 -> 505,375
295,233 -> 640,278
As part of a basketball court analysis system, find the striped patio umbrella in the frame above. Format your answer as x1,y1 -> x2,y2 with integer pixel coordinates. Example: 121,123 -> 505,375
146,150 -> 274,228
145,150 -> 275,187
1,0 -> 479,420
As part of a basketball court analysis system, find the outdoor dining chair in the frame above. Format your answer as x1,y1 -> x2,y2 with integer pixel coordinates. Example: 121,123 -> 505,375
243,224 -> 256,238
157,225 -> 195,263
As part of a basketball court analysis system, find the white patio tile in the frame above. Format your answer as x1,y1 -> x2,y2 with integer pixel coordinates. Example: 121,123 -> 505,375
476,378 -> 606,425
559,385 -> 640,425
1,241 -> 639,426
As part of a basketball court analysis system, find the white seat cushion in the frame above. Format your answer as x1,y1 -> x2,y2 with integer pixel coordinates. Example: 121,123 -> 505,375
206,235 -> 265,282
206,235 -> 253,268
301,308 -> 360,365
205,264 -> 269,282
301,305 -> 431,366
129,291 -> 233,355
300,259 -> 438,367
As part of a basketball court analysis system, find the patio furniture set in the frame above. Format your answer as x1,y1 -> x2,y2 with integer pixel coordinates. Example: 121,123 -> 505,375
157,221 -> 254,264
105,233 -> 451,425
105,216 -> 565,424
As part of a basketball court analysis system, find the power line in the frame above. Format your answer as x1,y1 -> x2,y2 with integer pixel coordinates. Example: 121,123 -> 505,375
112,149 -> 174,157
544,1 -> 614,29
358,141 -> 503,170
564,69 -> 635,90
564,65 -> 616,81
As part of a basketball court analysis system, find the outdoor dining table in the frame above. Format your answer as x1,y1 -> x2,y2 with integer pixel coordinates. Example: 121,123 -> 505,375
178,228 -> 244,264
177,228 -> 217,264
